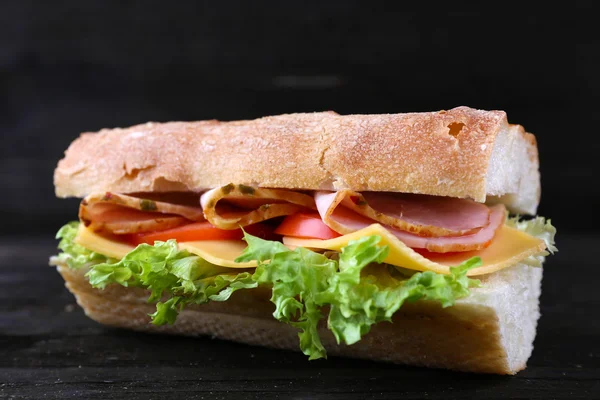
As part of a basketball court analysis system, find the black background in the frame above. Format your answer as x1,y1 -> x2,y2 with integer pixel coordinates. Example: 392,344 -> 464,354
1,1 -> 599,235
2,2 -> 600,399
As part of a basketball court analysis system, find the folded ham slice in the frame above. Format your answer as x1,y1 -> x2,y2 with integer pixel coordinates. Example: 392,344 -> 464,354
315,191 -> 505,253
79,192 -> 205,235
200,184 -> 316,229
319,190 -> 490,237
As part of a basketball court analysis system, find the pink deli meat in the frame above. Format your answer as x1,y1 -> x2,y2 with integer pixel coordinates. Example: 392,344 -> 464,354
315,191 -> 505,253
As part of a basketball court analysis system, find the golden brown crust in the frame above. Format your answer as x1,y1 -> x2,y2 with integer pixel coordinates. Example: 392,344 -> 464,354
55,113 -> 335,197
56,264 -> 536,374
54,107 -> 539,209
321,107 -> 505,200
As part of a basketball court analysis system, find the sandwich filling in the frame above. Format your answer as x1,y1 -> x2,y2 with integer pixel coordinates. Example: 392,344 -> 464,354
53,184 -> 556,360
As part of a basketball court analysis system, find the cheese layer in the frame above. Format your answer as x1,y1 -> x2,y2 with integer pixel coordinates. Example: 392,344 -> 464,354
178,241 -> 257,268
284,224 -> 545,276
75,223 -> 545,275
75,224 -> 135,259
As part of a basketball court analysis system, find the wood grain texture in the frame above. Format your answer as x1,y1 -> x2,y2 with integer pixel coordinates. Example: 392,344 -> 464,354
0,235 -> 598,399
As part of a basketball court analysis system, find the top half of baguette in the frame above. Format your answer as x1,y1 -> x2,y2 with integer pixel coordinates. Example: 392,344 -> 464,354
54,106 -> 541,214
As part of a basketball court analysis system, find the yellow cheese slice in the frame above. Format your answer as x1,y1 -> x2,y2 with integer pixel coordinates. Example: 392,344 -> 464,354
75,222 -> 545,276
283,224 -> 545,276
75,224 -> 135,259
178,241 -> 256,268
75,225 -> 254,268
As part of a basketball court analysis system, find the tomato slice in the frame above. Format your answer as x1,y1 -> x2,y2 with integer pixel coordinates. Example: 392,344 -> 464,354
129,221 -> 276,245
274,212 -> 341,240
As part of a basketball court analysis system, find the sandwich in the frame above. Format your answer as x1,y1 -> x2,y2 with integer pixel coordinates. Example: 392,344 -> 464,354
50,106 -> 556,374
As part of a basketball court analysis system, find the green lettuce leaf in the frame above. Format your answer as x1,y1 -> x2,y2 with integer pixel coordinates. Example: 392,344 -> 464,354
86,239 -> 257,325
55,222 -> 112,268
506,216 -> 558,267
56,222 -> 483,360
237,233 -> 337,359
236,232 -> 481,359
319,237 -> 481,346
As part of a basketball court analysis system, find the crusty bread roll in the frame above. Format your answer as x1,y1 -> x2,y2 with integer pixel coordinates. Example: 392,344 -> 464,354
54,106 -> 540,214
55,260 -> 543,375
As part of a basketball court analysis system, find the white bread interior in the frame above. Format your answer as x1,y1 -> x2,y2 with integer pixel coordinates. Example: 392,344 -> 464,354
485,123 -> 540,214
54,107 -> 541,215
54,260 -> 543,374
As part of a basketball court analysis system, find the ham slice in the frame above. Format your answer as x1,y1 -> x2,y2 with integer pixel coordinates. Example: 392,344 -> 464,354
320,190 -> 490,237
200,184 -> 316,229
315,191 -> 505,253
79,192 -> 205,235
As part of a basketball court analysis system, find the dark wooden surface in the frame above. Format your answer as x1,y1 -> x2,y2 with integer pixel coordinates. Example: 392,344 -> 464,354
0,234 -> 598,399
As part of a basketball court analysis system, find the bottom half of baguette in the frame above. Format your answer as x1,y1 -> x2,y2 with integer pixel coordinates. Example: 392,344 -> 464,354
55,262 -> 543,375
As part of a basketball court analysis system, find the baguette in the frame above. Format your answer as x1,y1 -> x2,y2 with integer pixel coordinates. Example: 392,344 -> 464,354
54,107 -> 540,214
51,106 -> 552,375
55,260 -> 543,375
